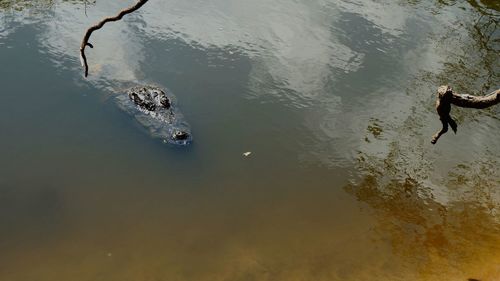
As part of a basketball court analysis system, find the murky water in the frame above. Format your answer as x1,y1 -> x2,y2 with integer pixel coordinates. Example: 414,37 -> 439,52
0,0 -> 499,280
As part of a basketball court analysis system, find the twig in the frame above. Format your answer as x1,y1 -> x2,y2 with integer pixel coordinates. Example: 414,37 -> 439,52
79,0 -> 149,77
431,85 -> 499,144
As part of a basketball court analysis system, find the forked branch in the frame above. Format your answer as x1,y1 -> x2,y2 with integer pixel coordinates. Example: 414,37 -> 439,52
79,0 -> 149,77
431,85 -> 499,144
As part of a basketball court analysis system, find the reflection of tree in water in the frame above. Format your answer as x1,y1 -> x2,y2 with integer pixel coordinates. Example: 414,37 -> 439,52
0,0 -> 94,12
437,0 -> 499,95
352,0 -> 499,208
349,1 -> 499,279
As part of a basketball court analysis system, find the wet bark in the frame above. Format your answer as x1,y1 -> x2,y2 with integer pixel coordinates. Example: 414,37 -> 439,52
431,85 -> 499,144
79,0 -> 149,77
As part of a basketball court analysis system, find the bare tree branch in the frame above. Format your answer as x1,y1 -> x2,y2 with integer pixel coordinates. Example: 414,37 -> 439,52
79,0 -> 149,77
431,85 -> 499,144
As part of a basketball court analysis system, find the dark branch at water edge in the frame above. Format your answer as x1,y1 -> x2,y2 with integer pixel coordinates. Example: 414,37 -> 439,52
431,85 -> 499,144
79,0 -> 149,77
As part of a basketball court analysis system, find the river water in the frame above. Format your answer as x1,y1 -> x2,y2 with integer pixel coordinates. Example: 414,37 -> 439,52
0,0 -> 499,280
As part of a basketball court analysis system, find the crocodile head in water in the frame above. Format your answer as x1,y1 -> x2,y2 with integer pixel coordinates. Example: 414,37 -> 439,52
117,85 -> 192,145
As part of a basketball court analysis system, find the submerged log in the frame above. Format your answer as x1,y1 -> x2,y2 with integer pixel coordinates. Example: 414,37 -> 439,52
431,85 -> 499,144
79,0 -> 149,77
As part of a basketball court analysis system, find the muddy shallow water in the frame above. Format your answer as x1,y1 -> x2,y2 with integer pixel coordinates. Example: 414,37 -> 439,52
0,0 -> 499,280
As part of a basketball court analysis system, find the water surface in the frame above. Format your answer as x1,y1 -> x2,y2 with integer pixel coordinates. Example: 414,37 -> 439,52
0,0 -> 499,280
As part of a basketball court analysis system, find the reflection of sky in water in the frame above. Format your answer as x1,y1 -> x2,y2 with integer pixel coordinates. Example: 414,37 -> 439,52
9,0 -> 437,97
3,0 -> 498,206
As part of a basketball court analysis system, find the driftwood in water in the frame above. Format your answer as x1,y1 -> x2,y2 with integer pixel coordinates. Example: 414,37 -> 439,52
431,85 -> 499,144
79,0 -> 149,77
